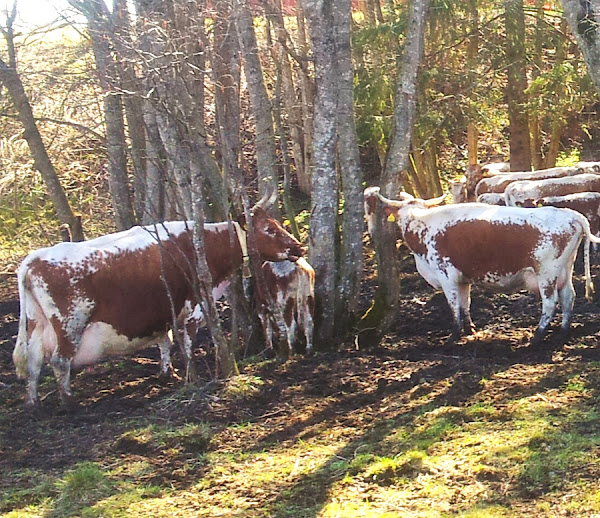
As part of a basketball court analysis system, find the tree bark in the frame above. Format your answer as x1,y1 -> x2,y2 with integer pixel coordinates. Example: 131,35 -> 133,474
360,0 -> 430,346
233,0 -> 279,205
334,0 -> 364,330
0,56 -> 85,241
560,0 -> 600,96
505,0 -> 532,171
113,0 -> 147,220
304,0 -> 339,347
295,0 -> 313,195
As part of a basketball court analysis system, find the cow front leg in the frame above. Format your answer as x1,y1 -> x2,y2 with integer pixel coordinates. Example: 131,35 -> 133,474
530,284 -> 559,347
50,353 -> 77,411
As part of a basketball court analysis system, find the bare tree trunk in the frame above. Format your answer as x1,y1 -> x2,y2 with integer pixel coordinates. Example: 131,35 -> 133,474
505,0 -> 532,171
233,0 -> 279,204
113,0 -> 147,219
561,0 -> 600,95
296,0 -> 313,195
212,0 -> 241,179
304,0 -> 339,347
190,167 -> 239,379
0,56 -> 85,241
360,0 -> 430,346
268,0 -> 306,196
334,0 -> 364,330
466,0 -> 479,168
142,103 -> 166,223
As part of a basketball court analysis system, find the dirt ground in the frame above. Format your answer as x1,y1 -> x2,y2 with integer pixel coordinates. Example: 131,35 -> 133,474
2,249 -> 600,515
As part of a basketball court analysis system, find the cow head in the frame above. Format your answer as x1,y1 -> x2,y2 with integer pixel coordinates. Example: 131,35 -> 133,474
375,190 -> 446,225
242,188 -> 305,262
363,186 -> 415,235
449,177 -> 467,203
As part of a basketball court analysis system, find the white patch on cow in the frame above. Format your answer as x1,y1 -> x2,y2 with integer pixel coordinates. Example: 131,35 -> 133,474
73,322 -> 163,367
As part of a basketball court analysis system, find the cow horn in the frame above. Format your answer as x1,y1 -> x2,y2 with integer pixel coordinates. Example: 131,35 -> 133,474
422,194 -> 447,207
254,183 -> 278,211
375,191 -> 407,208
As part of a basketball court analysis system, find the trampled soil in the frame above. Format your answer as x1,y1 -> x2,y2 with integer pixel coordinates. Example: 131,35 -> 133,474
1,247 -> 600,515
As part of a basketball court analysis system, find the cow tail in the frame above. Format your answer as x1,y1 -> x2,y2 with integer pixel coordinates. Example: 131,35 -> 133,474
13,263 -> 30,379
580,214 -> 597,302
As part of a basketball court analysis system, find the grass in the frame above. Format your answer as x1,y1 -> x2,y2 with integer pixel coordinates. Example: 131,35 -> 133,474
3,355 -> 600,517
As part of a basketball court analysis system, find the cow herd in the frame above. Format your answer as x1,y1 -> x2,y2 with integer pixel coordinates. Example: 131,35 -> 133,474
11,161 -> 600,409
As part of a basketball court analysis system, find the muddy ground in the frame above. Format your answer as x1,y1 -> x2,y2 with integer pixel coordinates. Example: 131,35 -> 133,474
1,248 -> 600,514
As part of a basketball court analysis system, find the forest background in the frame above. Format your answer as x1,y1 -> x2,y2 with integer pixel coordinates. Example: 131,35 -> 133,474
2,0 -> 600,361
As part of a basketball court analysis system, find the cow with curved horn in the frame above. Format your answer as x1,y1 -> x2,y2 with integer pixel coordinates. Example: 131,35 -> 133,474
371,187 -> 600,346
13,191 -> 304,409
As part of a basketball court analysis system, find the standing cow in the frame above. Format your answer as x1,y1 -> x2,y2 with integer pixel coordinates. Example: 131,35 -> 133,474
258,257 -> 315,355
14,193 -> 305,409
369,188 -> 600,346
504,174 -> 600,207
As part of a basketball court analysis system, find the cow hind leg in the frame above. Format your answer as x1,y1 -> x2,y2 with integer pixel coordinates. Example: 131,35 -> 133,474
24,328 -> 44,409
530,283 -> 559,347
442,286 -> 463,344
458,283 -> 475,335
50,353 -> 76,411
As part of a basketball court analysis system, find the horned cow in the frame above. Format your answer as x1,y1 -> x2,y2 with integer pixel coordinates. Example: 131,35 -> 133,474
13,193 -> 305,409
504,173 -> 600,207
370,188 -> 600,346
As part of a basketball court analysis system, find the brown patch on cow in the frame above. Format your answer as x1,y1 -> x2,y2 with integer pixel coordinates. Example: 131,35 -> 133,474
551,229 -> 574,258
434,221 -> 542,280
403,227 -> 428,256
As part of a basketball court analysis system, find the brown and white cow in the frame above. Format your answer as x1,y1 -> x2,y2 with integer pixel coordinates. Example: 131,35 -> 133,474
13,195 -> 304,408
475,165 -> 586,197
519,192 -> 600,237
257,257 -> 315,355
476,192 -> 506,205
370,187 -> 600,346
504,173 -> 600,207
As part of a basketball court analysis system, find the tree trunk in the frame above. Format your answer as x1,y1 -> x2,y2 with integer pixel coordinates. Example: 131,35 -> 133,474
0,56 -> 85,241
269,0 -> 306,197
560,0 -> 600,96
505,0 -> 532,171
296,0 -> 313,195
304,0 -> 339,347
334,0 -> 364,330
71,0 -> 136,230
233,0 -> 279,205
113,0 -> 147,220
360,0 -> 431,347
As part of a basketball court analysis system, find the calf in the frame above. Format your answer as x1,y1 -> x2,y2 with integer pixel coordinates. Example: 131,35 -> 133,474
258,258 -> 315,355
371,188 -> 600,346
504,174 -> 600,207
475,165 -> 586,197
13,193 -> 305,409
449,177 -> 468,203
